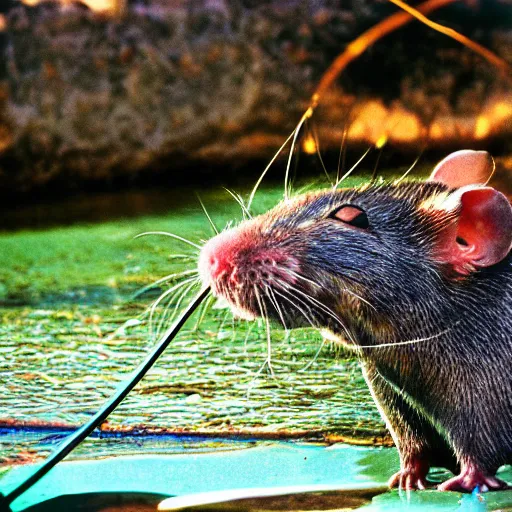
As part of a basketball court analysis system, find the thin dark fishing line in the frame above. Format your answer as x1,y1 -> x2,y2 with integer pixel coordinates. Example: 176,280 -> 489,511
0,286 -> 210,511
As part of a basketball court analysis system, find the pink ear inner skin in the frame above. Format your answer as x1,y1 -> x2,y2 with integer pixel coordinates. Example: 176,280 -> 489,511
446,188 -> 512,274
429,150 -> 495,188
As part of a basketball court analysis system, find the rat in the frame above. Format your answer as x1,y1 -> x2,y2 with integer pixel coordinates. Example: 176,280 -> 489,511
198,150 -> 512,493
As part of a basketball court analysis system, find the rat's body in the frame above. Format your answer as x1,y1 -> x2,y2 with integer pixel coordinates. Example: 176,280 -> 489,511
199,151 -> 512,492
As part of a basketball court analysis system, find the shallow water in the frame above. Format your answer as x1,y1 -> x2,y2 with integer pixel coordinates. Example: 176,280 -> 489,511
0,174 -> 392,465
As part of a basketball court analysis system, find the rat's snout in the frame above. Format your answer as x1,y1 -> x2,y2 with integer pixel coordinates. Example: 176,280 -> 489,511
199,229 -> 242,287
199,226 -> 299,304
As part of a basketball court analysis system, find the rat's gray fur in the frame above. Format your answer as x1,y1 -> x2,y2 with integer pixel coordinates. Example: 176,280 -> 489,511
200,180 -> 512,490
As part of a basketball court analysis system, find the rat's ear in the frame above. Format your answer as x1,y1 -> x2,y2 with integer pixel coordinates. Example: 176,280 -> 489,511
437,186 -> 512,274
429,150 -> 495,188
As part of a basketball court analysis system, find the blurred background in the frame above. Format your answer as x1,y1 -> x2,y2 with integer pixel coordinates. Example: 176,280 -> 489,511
0,0 -> 510,492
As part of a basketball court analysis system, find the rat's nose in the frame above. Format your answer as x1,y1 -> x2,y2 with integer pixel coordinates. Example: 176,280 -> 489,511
199,229 -> 239,286
199,226 -> 299,295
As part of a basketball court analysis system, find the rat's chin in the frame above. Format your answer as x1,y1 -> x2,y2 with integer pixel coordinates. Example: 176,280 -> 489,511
209,285 -> 325,329
217,294 -> 302,327
211,293 -> 259,321
236,302 -> 318,329
229,304 -> 258,321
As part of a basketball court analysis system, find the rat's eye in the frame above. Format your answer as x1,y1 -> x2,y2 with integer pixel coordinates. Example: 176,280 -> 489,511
329,205 -> 370,229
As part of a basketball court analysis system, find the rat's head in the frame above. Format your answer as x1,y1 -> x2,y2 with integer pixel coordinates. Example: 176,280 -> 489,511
199,150 -> 512,336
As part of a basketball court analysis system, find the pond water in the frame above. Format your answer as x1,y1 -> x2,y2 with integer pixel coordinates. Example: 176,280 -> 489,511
2,167 -> 512,511
0,173 -> 392,466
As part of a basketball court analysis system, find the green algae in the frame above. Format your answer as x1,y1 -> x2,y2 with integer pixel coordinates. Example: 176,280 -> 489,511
0,174 -> 399,464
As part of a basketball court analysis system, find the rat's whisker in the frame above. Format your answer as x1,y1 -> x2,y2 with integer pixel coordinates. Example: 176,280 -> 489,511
358,329 -> 451,349
279,283 -> 342,328
134,269 -> 199,299
135,231 -> 202,250
224,188 -> 252,219
275,290 -> 318,333
153,278 -> 200,338
146,276 -> 198,322
285,270 -> 378,312
247,128 -> 297,211
193,291 -> 215,331
284,118 -> 307,201
394,149 -> 425,185
280,283 -> 357,345
216,306 -> 233,336
253,285 -> 276,378
299,337 -> 328,373
334,146 -> 372,189
287,270 -> 321,289
272,288 -> 316,330
156,278 -> 200,338
346,291 -> 378,311
243,320 -> 257,353
196,194 -> 219,235
148,276 -> 199,338
336,123 -> 349,185
265,285 -> 289,333
370,144 -> 384,183
312,124 -> 333,186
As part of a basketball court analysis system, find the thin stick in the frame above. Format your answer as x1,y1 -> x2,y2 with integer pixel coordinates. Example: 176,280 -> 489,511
388,0 -> 511,76
1,286 -> 210,509
314,0 -> 457,105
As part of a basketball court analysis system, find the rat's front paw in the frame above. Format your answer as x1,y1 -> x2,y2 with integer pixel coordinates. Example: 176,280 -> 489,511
388,459 -> 430,490
438,467 -> 509,493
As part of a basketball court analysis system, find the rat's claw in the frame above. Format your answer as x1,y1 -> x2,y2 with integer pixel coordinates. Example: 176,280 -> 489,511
438,470 -> 509,493
388,467 -> 429,490
388,457 -> 430,491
